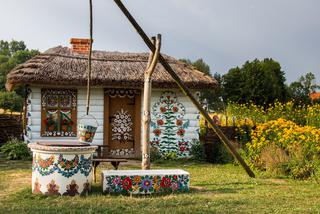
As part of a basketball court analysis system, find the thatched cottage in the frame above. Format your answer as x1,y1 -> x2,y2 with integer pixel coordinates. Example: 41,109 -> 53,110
6,38 -> 216,158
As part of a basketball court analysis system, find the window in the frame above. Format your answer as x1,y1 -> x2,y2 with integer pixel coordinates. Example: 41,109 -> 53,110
41,89 -> 77,137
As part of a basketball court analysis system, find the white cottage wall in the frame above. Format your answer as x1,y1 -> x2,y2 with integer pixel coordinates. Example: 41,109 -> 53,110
25,87 -> 104,145
25,86 -> 201,158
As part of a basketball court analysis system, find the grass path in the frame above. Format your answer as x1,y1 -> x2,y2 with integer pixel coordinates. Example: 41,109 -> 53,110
0,158 -> 320,213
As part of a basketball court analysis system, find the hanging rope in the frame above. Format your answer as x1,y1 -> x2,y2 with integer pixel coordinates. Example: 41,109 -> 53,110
86,0 -> 93,115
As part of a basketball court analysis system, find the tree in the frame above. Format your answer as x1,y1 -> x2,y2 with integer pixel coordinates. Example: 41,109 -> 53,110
222,58 -> 287,107
0,91 -> 23,113
0,40 -> 39,92
0,40 -> 39,113
288,72 -> 319,103
180,58 -> 224,111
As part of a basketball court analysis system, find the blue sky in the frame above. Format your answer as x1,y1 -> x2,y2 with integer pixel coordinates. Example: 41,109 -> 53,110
0,0 -> 319,83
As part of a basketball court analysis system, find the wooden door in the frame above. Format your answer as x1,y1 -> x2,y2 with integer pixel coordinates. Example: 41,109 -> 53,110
104,89 -> 141,158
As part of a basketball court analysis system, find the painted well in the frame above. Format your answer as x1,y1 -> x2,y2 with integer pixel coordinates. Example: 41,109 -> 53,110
28,142 -> 97,196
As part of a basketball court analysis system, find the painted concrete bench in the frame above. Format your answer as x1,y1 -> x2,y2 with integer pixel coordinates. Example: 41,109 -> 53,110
102,169 -> 190,194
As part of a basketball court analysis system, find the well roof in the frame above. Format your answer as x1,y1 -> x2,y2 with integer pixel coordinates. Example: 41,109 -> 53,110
6,46 -> 217,90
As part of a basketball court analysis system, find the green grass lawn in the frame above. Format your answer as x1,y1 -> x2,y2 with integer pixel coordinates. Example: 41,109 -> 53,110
0,157 -> 320,214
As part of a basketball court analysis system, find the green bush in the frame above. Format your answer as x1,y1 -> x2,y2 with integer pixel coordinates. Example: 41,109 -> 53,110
213,141 -> 234,164
0,138 -> 31,160
190,140 -> 206,161
150,147 -> 162,162
204,141 -> 234,164
162,151 -> 178,160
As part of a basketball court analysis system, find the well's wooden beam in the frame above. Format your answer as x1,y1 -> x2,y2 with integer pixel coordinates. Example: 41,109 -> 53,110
113,0 -> 255,178
142,35 -> 161,170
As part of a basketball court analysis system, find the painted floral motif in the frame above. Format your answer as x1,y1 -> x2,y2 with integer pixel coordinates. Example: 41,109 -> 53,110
56,155 -> 80,178
59,154 -> 79,170
79,155 -> 92,177
33,155 -> 56,176
81,180 -> 91,196
122,177 -> 133,190
33,154 -> 92,178
104,174 -> 189,194
37,155 -> 54,169
109,148 -> 134,157
151,91 -> 192,158
141,176 -> 153,192
160,176 -> 171,188
33,178 -> 42,194
111,109 -> 133,141
78,124 -> 97,143
45,180 -> 61,196
63,180 -> 79,196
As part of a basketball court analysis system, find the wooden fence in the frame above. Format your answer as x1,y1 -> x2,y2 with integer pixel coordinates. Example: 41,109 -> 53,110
0,114 -> 23,145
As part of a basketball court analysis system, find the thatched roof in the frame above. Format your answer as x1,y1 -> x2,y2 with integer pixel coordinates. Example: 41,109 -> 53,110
6,46 -> 216,90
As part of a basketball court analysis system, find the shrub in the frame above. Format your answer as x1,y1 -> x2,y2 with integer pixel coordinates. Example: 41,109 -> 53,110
162,151 -> 178,160
0,138 -> 31,160
150,147 -> 162,162
235,122 -> 255,147
246,118 -> 320,179
190,140 -> 206,161
204,141 -> 234,164
227,101 -> 320,129
306,104 -> 320,128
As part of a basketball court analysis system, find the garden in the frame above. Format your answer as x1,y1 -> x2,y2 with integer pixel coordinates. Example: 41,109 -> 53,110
1,99 -> 320,213
200,101 -> 320,180
1,156 -> 320,213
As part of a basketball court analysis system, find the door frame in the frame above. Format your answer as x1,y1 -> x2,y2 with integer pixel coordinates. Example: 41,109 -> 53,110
103,88 -> 141,158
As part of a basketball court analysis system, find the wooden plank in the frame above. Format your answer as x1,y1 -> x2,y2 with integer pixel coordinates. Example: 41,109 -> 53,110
103,95 -> 110,149
134,93 -> 142,159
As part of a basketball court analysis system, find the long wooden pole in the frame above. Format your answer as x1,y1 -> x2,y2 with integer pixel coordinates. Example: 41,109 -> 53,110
86,0 -> 93,115
142,35 -> 161,170
113,0 -> 255,178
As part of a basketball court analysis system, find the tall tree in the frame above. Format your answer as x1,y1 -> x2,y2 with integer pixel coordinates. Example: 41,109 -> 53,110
0,40 -> 39,92
288,72 -> 319,103
223,58 -> 287,106
180,58 -> 224,111
0,40 -> 39,113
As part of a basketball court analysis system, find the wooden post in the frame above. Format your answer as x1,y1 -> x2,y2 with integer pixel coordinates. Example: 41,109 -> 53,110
113,0 -> 255,178
142,35 -> 161,170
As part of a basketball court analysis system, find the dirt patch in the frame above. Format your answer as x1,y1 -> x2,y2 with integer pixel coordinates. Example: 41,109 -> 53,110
0,171 -> 31,200
270,179 -> 288,184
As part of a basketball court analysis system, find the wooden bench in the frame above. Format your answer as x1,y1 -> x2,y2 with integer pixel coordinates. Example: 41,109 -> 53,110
102,169 -> 190,194
92,145 -> 128,182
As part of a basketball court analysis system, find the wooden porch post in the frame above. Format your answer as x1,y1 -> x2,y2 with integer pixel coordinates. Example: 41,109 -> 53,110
142,35 -> 161,170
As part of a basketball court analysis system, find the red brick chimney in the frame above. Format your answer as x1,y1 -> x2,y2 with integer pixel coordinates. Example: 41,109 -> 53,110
70,38 -> 92,55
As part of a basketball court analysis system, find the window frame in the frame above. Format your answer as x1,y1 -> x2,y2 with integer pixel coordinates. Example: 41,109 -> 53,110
41,88 -> 77,137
